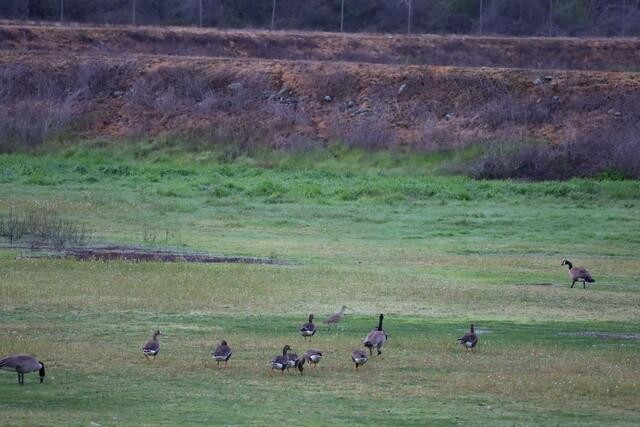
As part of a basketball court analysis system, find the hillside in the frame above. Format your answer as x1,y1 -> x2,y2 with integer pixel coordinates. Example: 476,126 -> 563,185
1,23 -> 639,162
2,23 -> 640,71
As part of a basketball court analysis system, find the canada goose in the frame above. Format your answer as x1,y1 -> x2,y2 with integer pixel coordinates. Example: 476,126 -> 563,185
457,324 -> 478,351
300,314 -> 317,338
212,340 -> 232,368
304,349 -> 323,369
270,344 -> 291,375
0,354 -> 46,385
323,305 -> 352,327
351,349 -> 368,370
142,330 -> 162,361
286,351 -> 305,374
364,314 -> 388,356
561,259 -> 595,289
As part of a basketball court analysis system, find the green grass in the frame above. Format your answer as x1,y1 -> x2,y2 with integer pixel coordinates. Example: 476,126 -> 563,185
1,145 -> 639,425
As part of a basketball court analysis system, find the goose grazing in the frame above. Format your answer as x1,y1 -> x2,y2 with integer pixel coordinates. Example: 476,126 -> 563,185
0,354 -> 46,385
300,314 -> 317,338
270,344 -> 291,375
457,324 -> 478,351
351,350 -> 368,370
323,305 -> 352,327
304,349 -> 323,369
286,351 -> 305,374
364,314 -> 388,356
212,340 -> 233,368
561,259 -> 595,289
142,330 -> 162,361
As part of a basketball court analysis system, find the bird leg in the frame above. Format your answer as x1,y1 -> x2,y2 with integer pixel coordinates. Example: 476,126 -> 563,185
571,280 -> 576,288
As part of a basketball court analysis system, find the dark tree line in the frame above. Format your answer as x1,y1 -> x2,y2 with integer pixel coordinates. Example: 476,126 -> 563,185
1,0 -> 639,36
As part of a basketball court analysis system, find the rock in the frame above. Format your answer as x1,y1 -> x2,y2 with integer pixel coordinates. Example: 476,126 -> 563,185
444,112 -> 454,120
614,111 -> 622,117
227,82 -> 243,91
277,87 -> 289,97
111,90 -> 124,97
260,91 -> 271,100
347,100 -> 354,109
543,75 -> 553,82
323,95 -> 332,102
533,77 -> 543,85
398,83 -> 407,95
552,95 -> 560,102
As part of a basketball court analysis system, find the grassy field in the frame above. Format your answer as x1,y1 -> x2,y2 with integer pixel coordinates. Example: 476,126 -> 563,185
1,144 -> 639,426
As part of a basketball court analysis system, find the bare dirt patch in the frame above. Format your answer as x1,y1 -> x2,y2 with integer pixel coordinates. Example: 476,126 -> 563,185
12,244 -> 289,265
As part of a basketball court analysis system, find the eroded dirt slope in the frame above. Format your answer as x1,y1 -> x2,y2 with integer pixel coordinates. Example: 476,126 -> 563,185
1,23 -> 640,71
2,49 -> 638,147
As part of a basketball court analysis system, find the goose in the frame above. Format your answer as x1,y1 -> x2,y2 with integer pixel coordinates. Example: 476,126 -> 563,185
304,349 -> 323,368
270,344 -> 291,375
323,305 -> 352,327
351,349 -> 368,370
286,351 -> 305,374
364,314 -> 388,356
212,340 -> 232,368
561,259 -> 595,289
457,324 -> 478,351
142,330 -> 162,361
0,354 -> 46,385
300,314 -> 317,338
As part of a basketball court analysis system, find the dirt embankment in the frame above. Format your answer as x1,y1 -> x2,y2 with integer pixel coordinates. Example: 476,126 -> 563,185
2,24 -> 640,71
0,23 -> 639,149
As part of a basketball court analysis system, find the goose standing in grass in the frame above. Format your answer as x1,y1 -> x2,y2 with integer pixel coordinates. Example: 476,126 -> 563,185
300,314 -> 317,338
351,350 -> 368,370
323,305 -> 351,328
270,345 -> 291,375
212,340 -> 232,368
304,349 -> 323,369
286,351 -> 305,374
457,324 -> 478,351
142,330 -> 162,361
364,314 -> 388,356
0,354 -> 46,385
561,259 -> 595,289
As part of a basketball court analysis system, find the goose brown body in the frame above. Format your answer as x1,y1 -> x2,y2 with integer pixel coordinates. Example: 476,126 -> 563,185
300,314 -> 316,338
562,260 -> 595,289
142,330 -> 162,360
0,354 -> 46,385
457,324 -> 478,350
270,345 -> 291,375
351,349 -> 369,369
212,340 -> 233,367
363,314 -> 388,356
304,349 -> 323,368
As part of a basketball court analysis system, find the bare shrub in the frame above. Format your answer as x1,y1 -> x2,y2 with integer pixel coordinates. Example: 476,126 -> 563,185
0,210 -> 90,248
482,94 -> 555,129
0,100 -> 75,151
466,120 -> 640,180
330,116 -> 395,151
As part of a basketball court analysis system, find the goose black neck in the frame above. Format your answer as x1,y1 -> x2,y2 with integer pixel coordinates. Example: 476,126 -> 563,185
308,314 -> 313,322
377,314 -> 384,331
565,260 -> 573,269
39,363 -> 46,382
470,324 -> 475,333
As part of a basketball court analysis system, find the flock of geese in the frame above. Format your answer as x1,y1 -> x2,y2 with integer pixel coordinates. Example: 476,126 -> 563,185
0,259 -> 594,384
